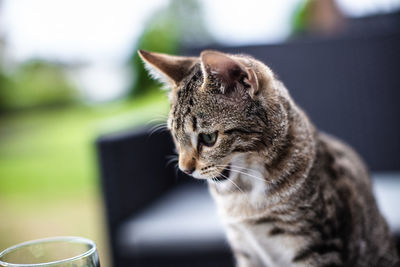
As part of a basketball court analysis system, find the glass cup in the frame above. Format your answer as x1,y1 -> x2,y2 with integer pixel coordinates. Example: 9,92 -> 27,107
0,236 -> 100,267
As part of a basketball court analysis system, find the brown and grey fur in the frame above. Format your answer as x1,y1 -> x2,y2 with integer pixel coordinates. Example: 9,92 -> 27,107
139,50 -> 399,267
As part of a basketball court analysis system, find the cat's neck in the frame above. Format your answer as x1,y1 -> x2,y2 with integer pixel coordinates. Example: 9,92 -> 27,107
209,97 -> 317,222
263,99 -> 317,199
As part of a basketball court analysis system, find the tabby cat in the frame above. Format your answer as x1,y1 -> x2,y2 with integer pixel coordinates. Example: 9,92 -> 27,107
139,49 -> 399,267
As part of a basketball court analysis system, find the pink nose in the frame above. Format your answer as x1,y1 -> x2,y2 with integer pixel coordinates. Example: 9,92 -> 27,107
182,167 -> 195,175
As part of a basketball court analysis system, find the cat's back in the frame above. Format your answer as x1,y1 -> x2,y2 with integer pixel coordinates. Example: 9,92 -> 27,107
315,132 -> 399,266
317,132 -> 371,189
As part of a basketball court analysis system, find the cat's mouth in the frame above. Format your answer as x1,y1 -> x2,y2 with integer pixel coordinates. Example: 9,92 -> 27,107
212,164 -> 231,182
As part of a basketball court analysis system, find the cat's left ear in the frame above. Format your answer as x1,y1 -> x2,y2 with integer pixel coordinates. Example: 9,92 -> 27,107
200,50 -> 259,98
138,50 -> 198,88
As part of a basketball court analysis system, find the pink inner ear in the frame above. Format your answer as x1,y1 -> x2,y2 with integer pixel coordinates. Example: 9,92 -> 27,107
200,51 -> 259,97
244,68 -> 259,96
202,52 -> 247,84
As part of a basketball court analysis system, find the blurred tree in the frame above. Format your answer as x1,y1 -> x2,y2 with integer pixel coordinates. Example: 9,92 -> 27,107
292,0 -> 346,36
0,60 -> 78,111
129,0 -> 211,96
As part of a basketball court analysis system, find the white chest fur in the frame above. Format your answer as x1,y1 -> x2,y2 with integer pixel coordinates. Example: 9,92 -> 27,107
208,154 -> 306,267
209,154 -> 270,220
229,222 -> 306,267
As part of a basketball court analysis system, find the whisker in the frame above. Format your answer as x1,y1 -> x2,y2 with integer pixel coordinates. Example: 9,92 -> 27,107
228,164 -> 261,176
214,164 -> 266,182
146,118 -> 166,124
166,155 -> 178,167
220,173 -> 243,193
228,168 -> 266,183
215,164 -> 260,176
145,117 -> 168,128
212,175 -> 235,195
173,162 -> 179,178
148,123 -> 169,137
149,123 -> 168,132
218,173 -> 251,204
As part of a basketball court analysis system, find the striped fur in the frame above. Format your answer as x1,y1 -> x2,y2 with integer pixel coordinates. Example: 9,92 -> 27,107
140,50 -> 399,267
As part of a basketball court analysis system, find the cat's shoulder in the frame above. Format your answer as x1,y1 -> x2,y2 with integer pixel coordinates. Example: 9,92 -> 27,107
317,132 -> 365,166
315,131 -> 372,188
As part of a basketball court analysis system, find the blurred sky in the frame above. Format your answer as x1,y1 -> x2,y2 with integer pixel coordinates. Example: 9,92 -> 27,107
1,0 -> 399,101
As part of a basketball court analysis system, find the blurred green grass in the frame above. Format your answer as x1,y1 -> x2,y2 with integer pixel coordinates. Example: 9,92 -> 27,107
0,90 -> 169,266
0,90 -> 169,197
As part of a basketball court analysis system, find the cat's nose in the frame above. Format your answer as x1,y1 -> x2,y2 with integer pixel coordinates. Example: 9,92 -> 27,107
179,151 -> 196,175
182,167 -> 195,175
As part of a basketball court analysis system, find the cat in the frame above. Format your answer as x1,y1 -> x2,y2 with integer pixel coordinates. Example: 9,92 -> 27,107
139,49 -> 399,267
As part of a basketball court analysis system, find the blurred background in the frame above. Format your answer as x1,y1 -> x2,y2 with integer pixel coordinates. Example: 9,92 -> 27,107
0,0 -> 399,266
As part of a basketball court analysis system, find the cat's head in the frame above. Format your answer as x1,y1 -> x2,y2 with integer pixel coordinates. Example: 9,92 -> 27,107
139,50 -> 286,181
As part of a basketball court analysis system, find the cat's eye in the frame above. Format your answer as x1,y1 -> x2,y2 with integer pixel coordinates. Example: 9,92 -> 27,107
199,132 -> 218,147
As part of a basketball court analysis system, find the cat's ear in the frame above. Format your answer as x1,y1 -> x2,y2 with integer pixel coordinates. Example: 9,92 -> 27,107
200,50 -> 259,97
138,50 -> 198,88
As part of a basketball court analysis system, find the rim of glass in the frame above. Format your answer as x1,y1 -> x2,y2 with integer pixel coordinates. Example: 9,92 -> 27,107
0,236 -> 97,267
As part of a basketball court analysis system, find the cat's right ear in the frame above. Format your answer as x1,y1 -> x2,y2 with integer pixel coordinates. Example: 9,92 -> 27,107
138,50 -> 198,89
